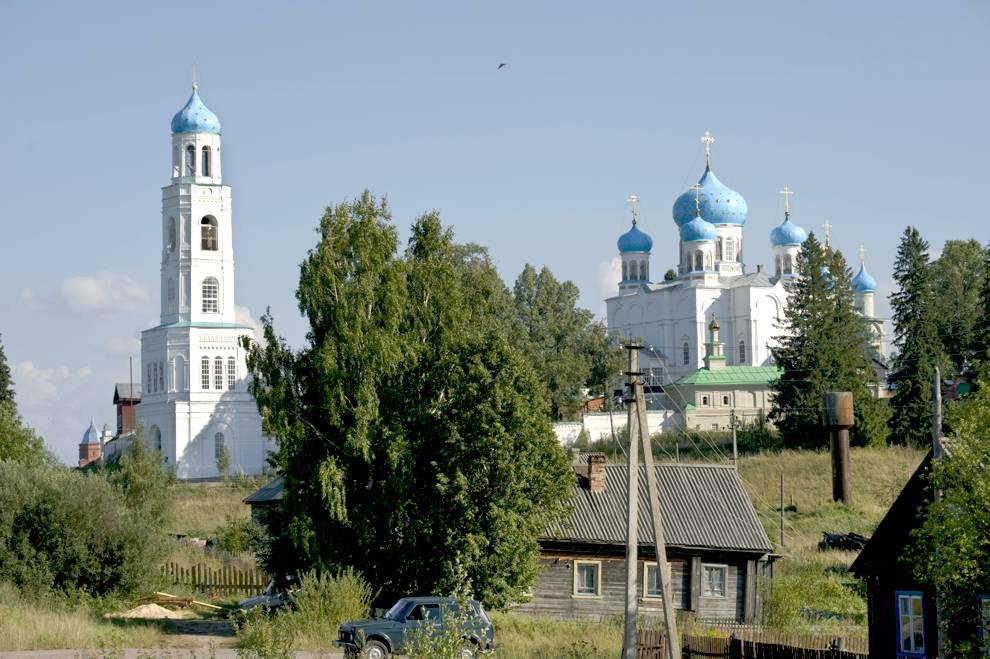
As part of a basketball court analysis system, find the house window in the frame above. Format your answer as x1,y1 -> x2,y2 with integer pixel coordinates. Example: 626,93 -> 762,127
201,146 -> 211,177
702,564 -> 727,598
227,356 -> 236,390
201,217 -> 218,251
214,432 -> 224,460
573,561 -> 601,597
201,356 -> 210,389
643,562 -> 672,599
214,357 -> 223,390
683,342 -> 690,365
896,591 -> 925,655
202,277 -> 219,313
738,341 -> 746,363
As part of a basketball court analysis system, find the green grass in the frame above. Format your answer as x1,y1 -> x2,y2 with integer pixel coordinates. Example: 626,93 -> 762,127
170,479 -> 264,538
490,612 -> 622,657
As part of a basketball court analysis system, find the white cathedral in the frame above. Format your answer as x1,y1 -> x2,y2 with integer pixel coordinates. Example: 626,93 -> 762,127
136,85 -> 272,478
606,133 -> 883,391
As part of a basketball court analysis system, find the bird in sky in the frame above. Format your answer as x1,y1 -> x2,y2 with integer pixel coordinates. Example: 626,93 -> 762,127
497,62 -> 508,70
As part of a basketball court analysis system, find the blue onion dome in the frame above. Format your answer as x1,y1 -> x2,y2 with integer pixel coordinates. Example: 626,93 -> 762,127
681,215 -> 717,242
82,419 -> 100,445
852,263 -> 877,293
617,223 -> 653,253
770,215 -> 808,247
171,86 -> 221,134
672,167 -> 749,227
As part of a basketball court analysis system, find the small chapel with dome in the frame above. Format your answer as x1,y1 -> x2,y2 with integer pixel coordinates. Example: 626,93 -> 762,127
606,133 -> 884,429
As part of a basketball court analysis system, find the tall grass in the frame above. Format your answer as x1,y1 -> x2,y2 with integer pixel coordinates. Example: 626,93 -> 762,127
171,480 -> 264,538
489,612 -> 622,657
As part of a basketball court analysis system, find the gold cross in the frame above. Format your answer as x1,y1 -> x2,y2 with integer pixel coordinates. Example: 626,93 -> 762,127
691,183 -> 703,215
627,194 -> 639,225
700,131 -> 715,167
779,186 -> 793,216
192,64 -> 198,91
822,222 -> 832,247
859,245 -> 866,264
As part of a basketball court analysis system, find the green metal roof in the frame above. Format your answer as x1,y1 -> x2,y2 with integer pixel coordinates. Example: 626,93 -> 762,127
674,365 -> 782,386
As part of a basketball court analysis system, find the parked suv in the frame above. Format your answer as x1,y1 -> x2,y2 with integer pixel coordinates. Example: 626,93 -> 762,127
336,596 -> 495,658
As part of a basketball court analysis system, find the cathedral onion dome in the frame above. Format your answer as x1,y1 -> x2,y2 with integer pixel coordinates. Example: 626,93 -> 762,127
617,224 -> 653,253
681,215 -> 717,242
672,167 -> 749,227
770,216 -> 808,247
81,419 -> 101,445
852,263 -> 877,293
171,87 -> 221,134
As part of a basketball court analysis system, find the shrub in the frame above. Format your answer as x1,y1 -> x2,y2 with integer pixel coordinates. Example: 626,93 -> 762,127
236,568 -> 373,654
217,516 -> 266,554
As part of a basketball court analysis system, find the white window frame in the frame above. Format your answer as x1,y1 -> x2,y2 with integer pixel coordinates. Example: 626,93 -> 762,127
158,361 -> 164,392
201,356 -> 210,390
214,357 -> 223,390
702,564 -> 728,598
202,277 -> 219,313
214,431 -> 224,460
642,561 -> 672,600
572,560 -> 602,598
227,356 -> 236,390
896,591 -> 925,656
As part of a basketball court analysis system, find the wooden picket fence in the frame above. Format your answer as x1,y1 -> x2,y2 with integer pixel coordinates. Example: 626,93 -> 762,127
161,562 -> 271,596
636,630 -> 868,659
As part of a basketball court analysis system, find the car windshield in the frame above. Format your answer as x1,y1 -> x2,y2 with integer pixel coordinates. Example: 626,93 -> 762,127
384,599 -> 411,621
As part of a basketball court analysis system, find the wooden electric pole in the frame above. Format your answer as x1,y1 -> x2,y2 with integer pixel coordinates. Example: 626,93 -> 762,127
932,366 -> 946,658
635,361 -> 681,659
621,342 -> 641,659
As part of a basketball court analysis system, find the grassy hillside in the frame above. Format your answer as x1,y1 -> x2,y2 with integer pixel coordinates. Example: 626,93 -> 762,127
170,479 -> 264,538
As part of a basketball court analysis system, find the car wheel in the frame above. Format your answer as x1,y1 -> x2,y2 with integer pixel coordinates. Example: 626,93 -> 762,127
362,640 -> 390,659
458,642 -> 477,658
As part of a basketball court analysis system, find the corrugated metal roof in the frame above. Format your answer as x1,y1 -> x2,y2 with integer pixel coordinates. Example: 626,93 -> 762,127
113,382 -> 141,402
547,463 -> 772,553
243,476 -> 285,504
674,365 -> 781,386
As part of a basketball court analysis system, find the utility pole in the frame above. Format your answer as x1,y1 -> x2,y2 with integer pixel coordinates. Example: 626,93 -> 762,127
779,473 -> 785,549
730,409 -> 738,466
634,356 -> 681,659
932,366 -> 946,658
622,341 -> 641,659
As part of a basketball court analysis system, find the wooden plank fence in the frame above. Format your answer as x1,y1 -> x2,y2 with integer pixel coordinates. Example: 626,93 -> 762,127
636,630 -> 868,659
161,562 -> 271,597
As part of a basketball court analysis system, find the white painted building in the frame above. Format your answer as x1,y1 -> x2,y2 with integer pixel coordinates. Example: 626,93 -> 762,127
606,134 -> 883,390
136,85 -> 272,479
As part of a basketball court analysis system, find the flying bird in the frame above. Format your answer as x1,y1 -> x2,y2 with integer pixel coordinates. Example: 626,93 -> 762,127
497,62 -> 508,70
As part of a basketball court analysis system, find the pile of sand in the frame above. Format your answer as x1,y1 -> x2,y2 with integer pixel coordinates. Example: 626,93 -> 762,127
107,603 -> 190,620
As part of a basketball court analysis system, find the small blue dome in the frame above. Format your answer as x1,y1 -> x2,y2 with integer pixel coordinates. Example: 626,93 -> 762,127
770,216 -> 808,247
81,419 -> 101,445
672,167 -> 748,226
681,215 -> 717,242
617,224 -> 653,253
852,263 -> 877,293
171,88 -> 221,134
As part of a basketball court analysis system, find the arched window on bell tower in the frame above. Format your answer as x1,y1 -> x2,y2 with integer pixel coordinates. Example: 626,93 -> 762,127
185,145 -> 196,176
201,217 -> 218,251
201,146 -> 211,177
167,217 -> 177,253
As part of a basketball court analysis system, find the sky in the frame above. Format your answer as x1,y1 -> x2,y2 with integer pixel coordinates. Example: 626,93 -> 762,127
1,0 -> 988,463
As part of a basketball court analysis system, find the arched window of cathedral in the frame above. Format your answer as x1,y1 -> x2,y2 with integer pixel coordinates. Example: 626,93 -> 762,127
167,217 -> 177,253
629,261 -> 638,280
783,254 -> 793,274
174,356 -> 186,392
147,364 -> 152,393
704,253 -> 713,270
683,342 -> 690,365
185,145 -> 195,176
214,357 -> 224,390
201,217 -> 218,251
166,279 -> 176,314
725,237 -> 736,262
701,395 -> 709,406
738,341 -> 746,363
214,432 -> 225,460
149,425 -> 162,453
622,261 -> 628,281
201,356 -> 210,389
159,361 -> 165,392
640,260 -> 647,280
716,238 -> 723,261
152,362 -> 158,393
775,255 -> 782,275
201,146 -> 211,177
227,356 -> 236,390
694,251 -> 703,271
722,395 -> 730,406
202,277 -> 219,313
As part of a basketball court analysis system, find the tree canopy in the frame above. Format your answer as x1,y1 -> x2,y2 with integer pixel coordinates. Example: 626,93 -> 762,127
0,333 -> 13,408
0,333 -> 49,466
930,239 -> 985,372
245,192 -> 572,607
769,234 -> 888,448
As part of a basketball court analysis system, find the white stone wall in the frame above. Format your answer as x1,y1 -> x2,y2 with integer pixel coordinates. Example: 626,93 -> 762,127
552,410 -> 677,446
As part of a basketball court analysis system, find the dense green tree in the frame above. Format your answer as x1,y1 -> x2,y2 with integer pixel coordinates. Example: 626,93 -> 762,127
911,365 -> 990,656
888,227 -> 946,446
770,234 -> 887,448
972,242 -> 990,363
930,239 -> 985,372
245,192 -> 572,607
0,334 -> 12,408
0,402 -> 48,466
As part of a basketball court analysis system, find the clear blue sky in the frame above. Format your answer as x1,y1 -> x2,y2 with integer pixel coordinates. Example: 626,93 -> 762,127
1,1 -> 988,463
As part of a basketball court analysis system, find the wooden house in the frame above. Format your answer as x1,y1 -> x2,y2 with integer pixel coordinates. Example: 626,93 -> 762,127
512,454 -> 775,623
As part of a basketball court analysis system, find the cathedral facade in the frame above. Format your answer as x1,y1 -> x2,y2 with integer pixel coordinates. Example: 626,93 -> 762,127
136,86 -> 271,478
606,135 -> 881,392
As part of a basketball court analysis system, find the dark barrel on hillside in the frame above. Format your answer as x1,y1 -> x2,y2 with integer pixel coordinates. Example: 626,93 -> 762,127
823,391 -> 853,504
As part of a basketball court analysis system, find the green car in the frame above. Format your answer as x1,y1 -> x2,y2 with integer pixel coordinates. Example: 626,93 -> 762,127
336,596 -> 495,658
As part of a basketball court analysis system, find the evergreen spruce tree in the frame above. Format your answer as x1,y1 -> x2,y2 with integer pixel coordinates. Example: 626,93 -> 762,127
770,234 -> 887,447
972,242 -> 990,363
0,333 -> 14,409
931,239 -> 985,372
888,227 -> 945,446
